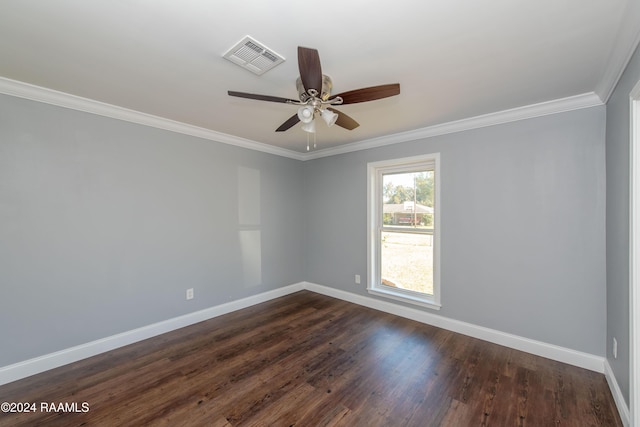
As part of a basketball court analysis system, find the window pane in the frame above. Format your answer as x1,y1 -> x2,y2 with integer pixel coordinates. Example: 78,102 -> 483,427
380,231 -> 434,295
382,171 -> 434,229
368,154 -> 440,309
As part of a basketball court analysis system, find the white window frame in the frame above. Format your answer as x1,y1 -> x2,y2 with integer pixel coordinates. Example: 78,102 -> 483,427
367,153 -> 441,310
629,77 -> 640,427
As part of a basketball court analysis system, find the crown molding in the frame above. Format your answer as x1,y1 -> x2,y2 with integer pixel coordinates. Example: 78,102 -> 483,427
0,76 -> 603,163
0,77 -> 306,161
302,92 -> 604,160
595,0 -> 640,103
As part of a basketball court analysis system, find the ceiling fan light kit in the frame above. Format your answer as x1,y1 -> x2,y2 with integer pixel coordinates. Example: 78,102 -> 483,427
301,120 -> 316,134
228,46 -> 400,149
320,109 -> 338,127
297,106 -> 314,123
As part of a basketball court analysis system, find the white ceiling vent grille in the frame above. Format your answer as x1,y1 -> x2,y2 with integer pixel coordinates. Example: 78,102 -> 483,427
223,36 -> 285,75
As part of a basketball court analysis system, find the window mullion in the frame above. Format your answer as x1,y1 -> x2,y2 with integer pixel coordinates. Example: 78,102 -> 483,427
381,227 -> 432,234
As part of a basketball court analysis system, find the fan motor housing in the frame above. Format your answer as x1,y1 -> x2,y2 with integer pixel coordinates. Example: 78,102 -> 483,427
297,75 -> 333,102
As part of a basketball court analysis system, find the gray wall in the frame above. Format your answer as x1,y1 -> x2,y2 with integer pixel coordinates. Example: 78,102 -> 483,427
0,87 -> 612,371
0,94 -> 305,366
305,106 -> 607,356
606,43 -> 640,407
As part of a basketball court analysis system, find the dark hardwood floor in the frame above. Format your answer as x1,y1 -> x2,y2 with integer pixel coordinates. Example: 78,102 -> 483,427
0,291 -> 622,426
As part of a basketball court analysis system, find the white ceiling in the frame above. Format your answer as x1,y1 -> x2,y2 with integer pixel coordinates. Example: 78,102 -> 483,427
0,0 -> 639,156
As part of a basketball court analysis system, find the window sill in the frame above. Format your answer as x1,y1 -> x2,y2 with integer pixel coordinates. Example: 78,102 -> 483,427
367,287 -> 441,310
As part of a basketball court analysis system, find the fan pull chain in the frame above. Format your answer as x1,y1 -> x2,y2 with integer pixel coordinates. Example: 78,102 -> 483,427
305,125 -> 317,151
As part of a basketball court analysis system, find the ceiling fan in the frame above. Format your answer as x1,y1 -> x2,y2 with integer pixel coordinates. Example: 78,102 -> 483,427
228,46 -> 400,135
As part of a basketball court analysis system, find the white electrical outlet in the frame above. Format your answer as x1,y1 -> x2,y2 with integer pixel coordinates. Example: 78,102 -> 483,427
186,288 -> 194,300
355,275 -> 361,284
613,337 -> 618,359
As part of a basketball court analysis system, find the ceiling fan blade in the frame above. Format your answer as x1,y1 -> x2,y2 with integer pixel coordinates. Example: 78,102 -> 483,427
333,83 -> 400,104
275,114 -> 301,132
298,47 -> 323,93
228,91 -> 297,104
327,107 -> 359,130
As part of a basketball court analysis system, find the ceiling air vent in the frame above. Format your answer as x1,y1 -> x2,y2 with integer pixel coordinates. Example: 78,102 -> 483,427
223,36 -> 285,75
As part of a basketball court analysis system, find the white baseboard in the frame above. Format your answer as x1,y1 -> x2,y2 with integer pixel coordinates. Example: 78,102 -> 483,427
0,283 -> 304,386
303,282 -> 606,373
604,359 -> 631,426
1,281 -> 627,423
0,281 -> 612,401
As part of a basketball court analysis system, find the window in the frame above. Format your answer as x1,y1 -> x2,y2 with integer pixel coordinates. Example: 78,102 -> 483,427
367,154 -> 440,309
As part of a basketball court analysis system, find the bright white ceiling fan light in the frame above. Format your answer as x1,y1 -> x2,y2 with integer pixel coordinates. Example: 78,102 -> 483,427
301,120 -> 316,133
297,106 -> 314,123
320,109 -> 338,127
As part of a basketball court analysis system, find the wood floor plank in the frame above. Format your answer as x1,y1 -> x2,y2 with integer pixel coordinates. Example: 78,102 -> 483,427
0,291 -> 622,426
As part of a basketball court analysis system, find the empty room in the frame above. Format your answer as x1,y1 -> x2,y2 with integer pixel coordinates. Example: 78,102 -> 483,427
1,1 -> 640,426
